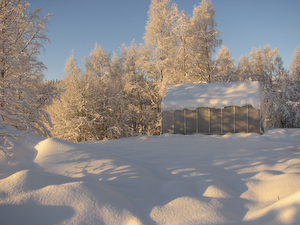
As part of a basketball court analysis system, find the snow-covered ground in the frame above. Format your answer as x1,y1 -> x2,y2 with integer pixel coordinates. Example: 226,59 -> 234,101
0,126 -> 300,225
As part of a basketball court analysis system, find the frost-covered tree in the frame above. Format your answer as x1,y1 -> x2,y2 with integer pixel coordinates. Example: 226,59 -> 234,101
105,52 -> 132,138
83,44 -> 130,139
0,0 -> 53,154
137,43 -> 163,135
249,45 -> 284,88
48,49 -> 131,142
84,43 -> 110,80
121,40 -> 159,135
143,0 -> 179,84
172,11 -> 193,84
283,46 -> 300,127
47,51 -> 85,142
246,45 -> 292,128
107,52 -> 123,94
236,45 -> 300,128
188,0 -> 222,83
237,54 -> 252,81
121,41 -> 145,134
215,45 -> 236,82
142,0 -> 180,128
290,45 -> 300,80
276,74 -> 300,128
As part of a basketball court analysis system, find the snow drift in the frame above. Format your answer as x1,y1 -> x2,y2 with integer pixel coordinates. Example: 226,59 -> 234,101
0,126 -> 300,225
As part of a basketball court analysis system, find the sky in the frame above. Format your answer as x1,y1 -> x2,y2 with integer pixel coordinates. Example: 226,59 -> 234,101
28,0 -> 300,81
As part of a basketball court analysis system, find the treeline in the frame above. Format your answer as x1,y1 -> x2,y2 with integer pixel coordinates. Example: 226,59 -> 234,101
45,0 -> 300,142
1,0 -> 300,148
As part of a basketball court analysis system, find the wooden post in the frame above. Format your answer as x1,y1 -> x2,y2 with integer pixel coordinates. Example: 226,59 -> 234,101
196,109 -> 199,134
233,106 -> 236,134
209,108 -> 211,134
184,109 -> 187,135
247,105 -> 249,133
221,108 -> 223,134
172,110 -> 175,134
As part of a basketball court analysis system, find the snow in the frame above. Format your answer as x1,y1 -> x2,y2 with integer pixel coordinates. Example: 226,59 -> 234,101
1,126 -> 300,225
161,81 -> 262,111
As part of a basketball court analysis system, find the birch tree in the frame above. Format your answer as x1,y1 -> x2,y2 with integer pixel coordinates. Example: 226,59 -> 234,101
282,45 -> 300,127
121,40 -> 159,135
173,11 -> 193,83
122,41 -> 145,135
215,45 -> 236,82
237,54 -> 252,81
106,52 -> 131,138
84,45 -> 130,140
84,43 -> 110,80
290,45 -> 300,80
47,51 -> 84,142
249,45 -> 284,89
277,74 -> 300,128
142,0 -> 180,131
188,0 -> 222,83
247,45 -> 289,128
107,52 -> 123,94
0,0 -> 53,154
143,0 -> 179,84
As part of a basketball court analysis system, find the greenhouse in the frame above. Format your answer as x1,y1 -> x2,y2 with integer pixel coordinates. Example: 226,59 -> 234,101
161,81 -> 263,134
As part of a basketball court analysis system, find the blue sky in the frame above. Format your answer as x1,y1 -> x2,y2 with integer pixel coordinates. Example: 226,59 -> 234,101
28,0 -> 300,81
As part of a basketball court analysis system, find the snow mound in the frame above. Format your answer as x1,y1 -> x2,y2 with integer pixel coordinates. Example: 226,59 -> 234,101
203,179 -> 235,198
0,128 -> 299,224
150,197 -> 229,225
244,190 -> 300,224
0,169 -> 142,225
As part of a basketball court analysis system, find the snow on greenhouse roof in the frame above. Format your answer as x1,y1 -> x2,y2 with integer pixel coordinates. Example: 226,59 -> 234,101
161,81 -> 261,111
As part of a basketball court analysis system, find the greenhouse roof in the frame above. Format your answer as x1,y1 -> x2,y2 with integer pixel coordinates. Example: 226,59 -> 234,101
161,81 -> 261,111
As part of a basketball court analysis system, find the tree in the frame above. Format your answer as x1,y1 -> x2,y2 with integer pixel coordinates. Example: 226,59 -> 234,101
106,52 -> 132,139
215,45 -> 236,82
0,0 -> 53,154
142,0 -> 180,130
107,52 -> 123,94
84,43 -> 110,80
237,54 -> 252,81
143,0 -> 179,84
121,41 -> 144,134
290,45 -> 300,80
249,45 -> 284,88
277,74 -> 300,128
47,51 -> 85,142
121,40 -> 159,135
247,45 -> 291,128
237,45 -> 300,128
188,0 -> 222,83
279,45 -> 300,128
48,49 -> 131,142
172,10 -> 193,84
